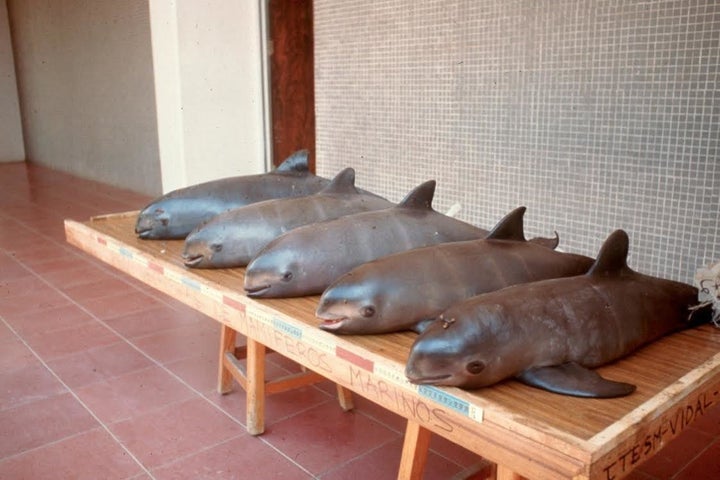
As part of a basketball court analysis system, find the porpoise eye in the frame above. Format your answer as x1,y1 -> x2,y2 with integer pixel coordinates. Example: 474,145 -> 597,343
210,243 -> 223,253
360,305 -> 375,318
281,271 -> 293,282
160,218 -> 169,226
466,360 -> 485,375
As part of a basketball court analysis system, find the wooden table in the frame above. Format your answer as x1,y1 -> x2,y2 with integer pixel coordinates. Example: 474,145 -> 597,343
65,212 -> 720,480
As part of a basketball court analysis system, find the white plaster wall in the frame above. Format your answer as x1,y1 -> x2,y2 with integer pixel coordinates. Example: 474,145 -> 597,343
8,0 -> 162,194
0,0 -> 24,163
8,0 -> 265,194
149,0 -> 266,193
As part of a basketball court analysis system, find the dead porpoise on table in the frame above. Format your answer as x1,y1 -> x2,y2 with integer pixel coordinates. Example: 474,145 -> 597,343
135,150 -> 329,240
243,180 -> 490,298
182,167 -> 393,268
316,206 -> 593,335
405,229 -> 711,398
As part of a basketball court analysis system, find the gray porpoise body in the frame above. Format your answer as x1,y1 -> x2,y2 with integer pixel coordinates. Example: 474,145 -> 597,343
135,150 -> 329,240
243,180 -> 489,298
182,168 -> 393,268
405,229 -> 706,398
316,206 -> 594,335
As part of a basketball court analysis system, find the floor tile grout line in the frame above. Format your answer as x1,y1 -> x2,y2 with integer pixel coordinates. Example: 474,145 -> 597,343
10,248 -> 332,477
3,167 -> 477,477
0,313 -> 155,479
235,388 -> 335,426
340,399 -> 479,468
0,181 -> 366,477
196,381 -> 332,477
350,404 -> 406,436
258,439 -> 320,480
0,179 -> 148,223
15,256 -> 245,405
6,237 -> 434,478
143,433 -> 247,474
669,433 -> 716,480
7,181 -> 475,478
1,211 -> 223,321
0,211 -> 159,293
5,258 -> 251,476
0,424 -> 107,464
314,435 -> 401,479
149,430 -> 319,480
4,300 -> 314,479
314,431 -> 482,479
8,203 -> 485,476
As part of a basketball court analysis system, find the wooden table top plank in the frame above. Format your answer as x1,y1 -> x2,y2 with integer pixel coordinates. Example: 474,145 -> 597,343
65,212 -> 720,480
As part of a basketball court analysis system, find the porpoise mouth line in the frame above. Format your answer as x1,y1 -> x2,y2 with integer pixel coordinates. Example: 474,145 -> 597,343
245,285 -> 271,297
136,228 -> 153,239
182,254 -> 204,268
318,317 -> 347,331
406,373 -> 451,385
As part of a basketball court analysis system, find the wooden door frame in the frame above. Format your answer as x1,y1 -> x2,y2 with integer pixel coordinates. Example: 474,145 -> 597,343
265,0 -> 315,172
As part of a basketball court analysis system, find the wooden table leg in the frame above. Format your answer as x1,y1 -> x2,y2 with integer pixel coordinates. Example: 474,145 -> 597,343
217,325 -> 349,436
490,464 -> 527,480
336,384 -> 355,411
398,421 -> 431,480
217,324 -> 237,394
246,338 -> 266,435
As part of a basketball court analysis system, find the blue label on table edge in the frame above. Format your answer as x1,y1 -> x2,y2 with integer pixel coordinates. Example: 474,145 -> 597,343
272,317 -> 303,339
418,385 -> 470,415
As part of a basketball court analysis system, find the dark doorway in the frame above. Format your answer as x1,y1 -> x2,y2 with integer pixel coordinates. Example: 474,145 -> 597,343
268,0 -> 315,171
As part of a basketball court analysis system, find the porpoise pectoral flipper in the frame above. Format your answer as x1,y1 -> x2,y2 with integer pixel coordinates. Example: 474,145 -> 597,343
517,363 -> 636,398
406,229 -> 710,398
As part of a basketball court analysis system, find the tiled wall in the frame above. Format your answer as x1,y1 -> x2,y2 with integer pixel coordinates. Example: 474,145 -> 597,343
314,0 -> 719,283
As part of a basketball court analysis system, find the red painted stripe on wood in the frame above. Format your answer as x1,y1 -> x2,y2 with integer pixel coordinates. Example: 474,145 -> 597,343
223,296 -> 246,313
336,346 -> 374,372
148,262 -> 164,274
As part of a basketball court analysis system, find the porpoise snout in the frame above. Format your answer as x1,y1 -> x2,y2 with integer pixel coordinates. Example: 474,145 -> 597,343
136,227 -> 153,239
404,353 -> 453,385
182,251 -> 206,268
182,241 -> 213,269
244,284 -> 271,297
182,224 -> 225,268
135,213 -> 155,238
315,304 -> 349,331
135,208 -> 169,239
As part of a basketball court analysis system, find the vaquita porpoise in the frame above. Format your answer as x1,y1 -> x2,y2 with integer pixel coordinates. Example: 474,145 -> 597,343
243,180 -> 490,298
316,206 -> 594,335
405,229 -> 711,398
182,167 -> 392,268
135,150 -> 329,240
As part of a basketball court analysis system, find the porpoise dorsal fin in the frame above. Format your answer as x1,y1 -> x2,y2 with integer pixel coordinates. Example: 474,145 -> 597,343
319,168 -> 358,195
273,150 -> 310,174
587,229 -> 632,276
485,207 -> 527,241
528,232 -> 560,250
518,362 -> 636,398
397,180 -> 436,210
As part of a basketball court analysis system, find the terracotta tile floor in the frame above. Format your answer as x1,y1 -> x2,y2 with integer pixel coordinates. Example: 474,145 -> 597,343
0,161 -> 718,479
